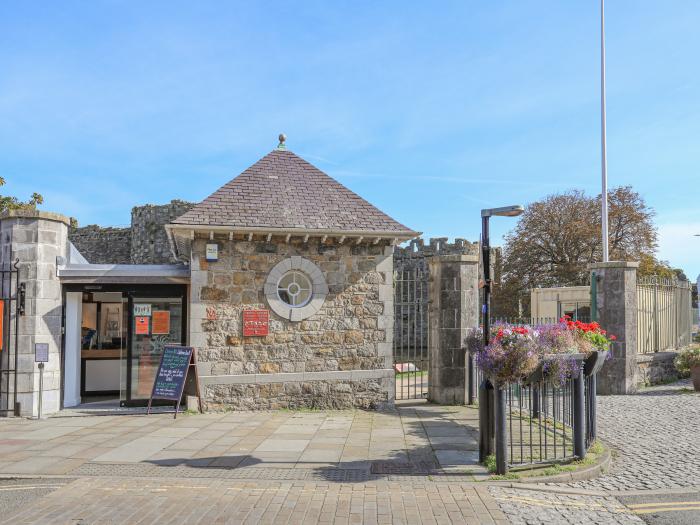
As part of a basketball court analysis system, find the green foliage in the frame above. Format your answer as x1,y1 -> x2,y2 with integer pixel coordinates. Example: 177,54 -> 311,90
675,346 -> 700,374
589,440 -> 604,455
484,454 -> 497,473
492,186 -> 662,317
394,370 -> 427,379
490,472 -> 520,480
0,177 -> 44,213
582,330 -> 611,351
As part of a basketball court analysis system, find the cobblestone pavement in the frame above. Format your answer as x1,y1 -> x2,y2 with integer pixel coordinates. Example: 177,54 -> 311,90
571,380 -> 700,491
489,380 -> 700,524
489,487 -> 644,525
1,477 -> 509,525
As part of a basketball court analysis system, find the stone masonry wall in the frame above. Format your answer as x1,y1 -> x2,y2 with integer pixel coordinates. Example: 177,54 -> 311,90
0,210 -> 69,417
393,238 -> 479,353
637,351 -> 679,387
190,235 -> 394,410
131,200 -> 194,264
68,225 -> 131,264
68,200 -> 194,265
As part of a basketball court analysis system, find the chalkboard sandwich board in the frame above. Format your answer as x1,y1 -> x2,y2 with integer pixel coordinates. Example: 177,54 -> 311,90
147,345 -> 203,418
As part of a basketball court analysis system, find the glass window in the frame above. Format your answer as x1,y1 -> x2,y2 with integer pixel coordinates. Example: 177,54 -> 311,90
129,297 -> 183,400
277,270 -> 312,307
81,302 -> 97,350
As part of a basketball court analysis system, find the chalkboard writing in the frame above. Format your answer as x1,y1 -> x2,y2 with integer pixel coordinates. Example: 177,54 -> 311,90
151,346 -> 193,401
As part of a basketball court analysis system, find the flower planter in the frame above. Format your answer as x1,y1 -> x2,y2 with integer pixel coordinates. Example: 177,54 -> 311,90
584,350 -> 609,377
691,366 -> 700,392
524,353 -> 586,385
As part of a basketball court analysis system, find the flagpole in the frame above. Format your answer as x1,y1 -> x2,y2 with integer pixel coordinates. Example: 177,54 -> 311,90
601,0 -> 609,262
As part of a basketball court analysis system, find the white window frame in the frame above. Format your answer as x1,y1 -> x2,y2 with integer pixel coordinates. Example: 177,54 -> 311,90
264,256 -> 328,321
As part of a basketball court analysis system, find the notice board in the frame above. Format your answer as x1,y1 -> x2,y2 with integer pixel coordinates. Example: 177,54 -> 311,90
148,345 -> 203,417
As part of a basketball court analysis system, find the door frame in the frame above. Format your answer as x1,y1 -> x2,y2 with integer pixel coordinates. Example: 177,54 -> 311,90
61,283 -> 188,409
124,288 -> 187,407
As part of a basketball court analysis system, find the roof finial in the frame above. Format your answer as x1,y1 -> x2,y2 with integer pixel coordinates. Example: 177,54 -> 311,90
277,133 -> 287,150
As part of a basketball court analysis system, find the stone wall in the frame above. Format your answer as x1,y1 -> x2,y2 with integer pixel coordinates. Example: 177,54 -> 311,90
0,210 -> 69,417
637,351 -> 679,387
68,200 -> 194,265
393,238 -> 479,354
131,200 -> 194,264
190,235 -> 394,410
68,225 -> 131,264
427,253 -> 480,405
590,261 -> 640,395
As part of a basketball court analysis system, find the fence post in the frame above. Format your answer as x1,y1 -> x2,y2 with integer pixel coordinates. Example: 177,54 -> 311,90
478,378 -> 494,462
573,363 -> 586,458
588,373 -> 597,441
427,253 -> 479,405
588,261 -> 639,394
467,352 -> 476,405
495,386 -> 508,475
531,385 -> 540,418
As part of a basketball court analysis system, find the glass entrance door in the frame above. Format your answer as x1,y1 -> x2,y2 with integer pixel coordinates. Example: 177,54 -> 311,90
123,295 -> 185,406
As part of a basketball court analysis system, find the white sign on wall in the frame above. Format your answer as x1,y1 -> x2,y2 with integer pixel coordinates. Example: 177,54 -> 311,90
35,343 -> 49,363
134,304 -> 152,317
206,243 -> 219,262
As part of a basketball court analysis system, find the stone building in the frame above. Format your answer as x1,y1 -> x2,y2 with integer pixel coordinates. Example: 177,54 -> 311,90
0,138 -> 418,416
167,143 -> 418,409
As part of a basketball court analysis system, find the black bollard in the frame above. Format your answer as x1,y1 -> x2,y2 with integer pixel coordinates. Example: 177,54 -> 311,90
495,386 -> 508,475
573,364 -> 586,459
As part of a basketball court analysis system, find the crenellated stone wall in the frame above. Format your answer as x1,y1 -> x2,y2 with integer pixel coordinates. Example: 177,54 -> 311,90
131,200 -> 194,264
68,225 -> 131,264
393,238 -> 480,353
68,200 -> 194,264
190,235 -> 395,410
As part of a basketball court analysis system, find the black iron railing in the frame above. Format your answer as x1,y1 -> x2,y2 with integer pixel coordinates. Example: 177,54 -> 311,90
0,259 -> 21,416
478,359 -> 601,474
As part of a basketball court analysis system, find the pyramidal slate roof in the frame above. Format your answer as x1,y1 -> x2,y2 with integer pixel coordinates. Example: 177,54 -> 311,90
171,148 -> 418,238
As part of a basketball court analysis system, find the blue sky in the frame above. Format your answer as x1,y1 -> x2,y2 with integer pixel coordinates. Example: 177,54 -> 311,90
2,1 -> 699,278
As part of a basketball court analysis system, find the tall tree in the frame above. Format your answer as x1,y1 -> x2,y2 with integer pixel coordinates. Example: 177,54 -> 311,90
0,177 -> 43,213
492,186 -> 663,317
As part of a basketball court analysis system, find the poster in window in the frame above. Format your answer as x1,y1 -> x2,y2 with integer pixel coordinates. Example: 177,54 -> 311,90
135,316 -> 150,335
152,311 -> 171,335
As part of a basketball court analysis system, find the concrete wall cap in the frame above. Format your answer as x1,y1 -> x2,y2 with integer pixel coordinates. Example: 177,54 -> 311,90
636,351 -> 678,363
0,209 -> 71,226
588,261 -> 640,270
431,254 -> 479,263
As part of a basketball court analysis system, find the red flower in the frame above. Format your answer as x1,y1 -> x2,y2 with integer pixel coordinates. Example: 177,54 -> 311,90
609,335 -> 617,341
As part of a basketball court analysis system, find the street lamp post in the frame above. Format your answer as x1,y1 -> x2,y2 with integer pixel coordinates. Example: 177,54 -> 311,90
478,205 -> 524,473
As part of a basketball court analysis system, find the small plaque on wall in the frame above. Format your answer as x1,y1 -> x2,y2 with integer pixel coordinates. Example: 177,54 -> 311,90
242,309 -> 269,337
35,343 -> 49,363
205,243 -> 219,262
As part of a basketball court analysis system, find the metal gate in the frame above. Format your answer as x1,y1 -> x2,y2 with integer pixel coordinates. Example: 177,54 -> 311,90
393,267 -> 429,400
0,259 -> 21,416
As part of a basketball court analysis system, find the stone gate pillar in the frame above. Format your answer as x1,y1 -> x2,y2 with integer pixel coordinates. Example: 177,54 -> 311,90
428,253 -> 479,404
589,261 -> 639,395
0,210 -> 69,416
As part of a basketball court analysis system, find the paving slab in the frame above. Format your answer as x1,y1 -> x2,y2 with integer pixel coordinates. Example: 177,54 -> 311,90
92,436 -> 181,463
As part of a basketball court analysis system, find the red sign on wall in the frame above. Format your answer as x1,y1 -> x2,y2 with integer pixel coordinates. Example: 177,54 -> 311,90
243,309 -> 269,337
